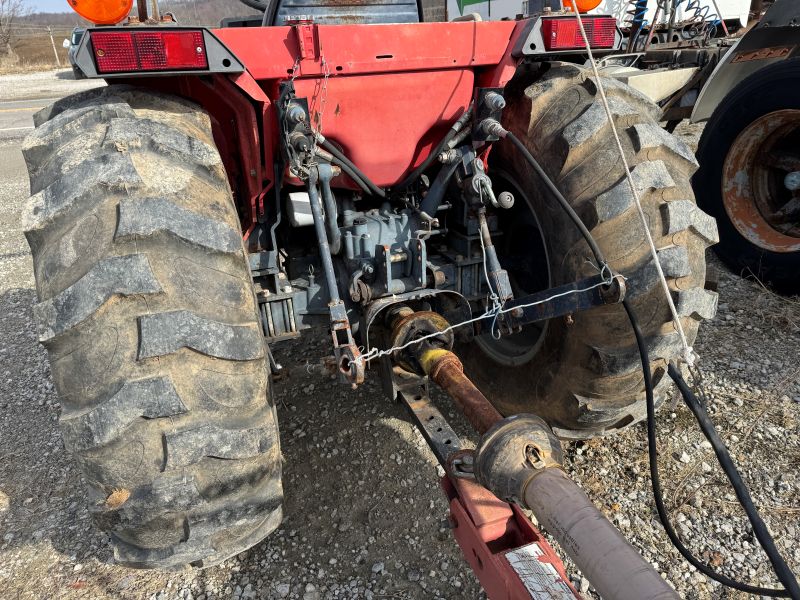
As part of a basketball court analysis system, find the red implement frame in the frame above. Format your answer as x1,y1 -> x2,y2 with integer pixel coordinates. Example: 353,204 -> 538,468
442,476 -> 581,599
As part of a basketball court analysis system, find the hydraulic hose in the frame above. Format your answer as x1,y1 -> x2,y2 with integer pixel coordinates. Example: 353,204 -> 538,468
668,363 -> 800,598
498,115 -> 798,596
324,153 -> 372,197
394,103 -> 473,192
500,127 -> 607,268
623,299 -> 798,598
319,138 -> 386,198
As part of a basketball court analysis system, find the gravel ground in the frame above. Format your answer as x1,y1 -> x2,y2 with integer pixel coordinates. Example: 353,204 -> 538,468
0,79 -> 799,600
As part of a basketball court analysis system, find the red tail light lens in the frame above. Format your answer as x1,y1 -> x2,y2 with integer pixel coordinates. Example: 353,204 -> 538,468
541,17 -> 617,51
92,30 -> 208,74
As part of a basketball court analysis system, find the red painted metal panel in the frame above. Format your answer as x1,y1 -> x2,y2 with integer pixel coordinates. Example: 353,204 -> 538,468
443,476 -> 581,600
293,69 -> 474,186
212,21 -> 519,80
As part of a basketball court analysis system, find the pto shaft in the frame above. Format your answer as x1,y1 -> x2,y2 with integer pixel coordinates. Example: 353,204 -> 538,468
404,327 -> 678,599
418,348 -> 501,435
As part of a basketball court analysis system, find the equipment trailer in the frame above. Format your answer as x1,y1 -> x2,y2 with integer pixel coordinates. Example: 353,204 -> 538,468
20,0 -> 800,596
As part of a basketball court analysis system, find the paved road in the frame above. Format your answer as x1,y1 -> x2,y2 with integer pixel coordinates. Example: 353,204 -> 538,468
0,70 -> 102,292
0,97 -> 56,140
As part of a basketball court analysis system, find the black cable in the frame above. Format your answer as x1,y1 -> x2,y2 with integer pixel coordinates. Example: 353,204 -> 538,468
320,139 -> 385,198
503,119 -> 797,595
668,363 -> 800,598
623,299 -> 796,598
393,103 -> 473,192
327,155 -> 372,197
504,130 -> 606,268
394,130 -> 456,192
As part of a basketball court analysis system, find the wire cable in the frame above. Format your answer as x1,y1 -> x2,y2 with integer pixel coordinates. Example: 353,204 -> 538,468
568,2 -> 695,365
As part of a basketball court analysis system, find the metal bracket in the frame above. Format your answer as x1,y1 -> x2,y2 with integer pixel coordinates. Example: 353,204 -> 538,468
329,301 -> 365,387
277,83 -> 315,170
290,20 -> 319,61
395,372 -> 580,599
482,273 -> 626,333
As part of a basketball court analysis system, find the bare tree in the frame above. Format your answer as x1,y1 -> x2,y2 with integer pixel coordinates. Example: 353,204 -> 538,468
0,0 -> 30,55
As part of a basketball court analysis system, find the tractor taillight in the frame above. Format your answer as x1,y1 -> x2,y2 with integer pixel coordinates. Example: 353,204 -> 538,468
92,30 -> 208,74
541,17 -> 617,51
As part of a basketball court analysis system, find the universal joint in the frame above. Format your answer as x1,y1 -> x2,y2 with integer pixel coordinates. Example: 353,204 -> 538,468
474,414 -> 563,506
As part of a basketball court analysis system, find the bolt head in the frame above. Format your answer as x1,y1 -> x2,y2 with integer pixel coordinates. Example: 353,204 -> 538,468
784,171 -> 800,191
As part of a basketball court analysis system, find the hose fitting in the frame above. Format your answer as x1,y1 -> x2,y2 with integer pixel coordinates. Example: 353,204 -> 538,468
479,118 -> 507,139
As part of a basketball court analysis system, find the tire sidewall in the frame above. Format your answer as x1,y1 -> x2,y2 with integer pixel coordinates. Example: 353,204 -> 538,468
694,58 -> 800,291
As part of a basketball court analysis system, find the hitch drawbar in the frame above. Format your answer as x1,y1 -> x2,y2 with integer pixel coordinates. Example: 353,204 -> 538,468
393,319 -> 678,600
400,388 -> 580,599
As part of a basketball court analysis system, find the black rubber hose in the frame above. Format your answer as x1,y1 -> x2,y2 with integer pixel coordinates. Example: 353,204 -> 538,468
394,131 -> 456,192
320,139 -> 386,198
238,0 -> 268,10
667,363 -> 800,598
623,299 -> 796,598
393,104 -> 472,192
502,108 -> 797,599
328,155 -> 372,197
504,130 -> 606,268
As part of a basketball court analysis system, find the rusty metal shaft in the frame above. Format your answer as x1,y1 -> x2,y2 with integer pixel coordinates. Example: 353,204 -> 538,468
419,348 -> 502,435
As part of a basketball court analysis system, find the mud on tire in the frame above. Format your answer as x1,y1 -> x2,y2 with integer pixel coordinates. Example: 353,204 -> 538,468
22,86 -> 282,569
461,64 -> 719,439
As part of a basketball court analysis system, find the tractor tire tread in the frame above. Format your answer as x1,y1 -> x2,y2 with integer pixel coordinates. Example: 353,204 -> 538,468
22,85 -> 282,570
463,65 -> 717,439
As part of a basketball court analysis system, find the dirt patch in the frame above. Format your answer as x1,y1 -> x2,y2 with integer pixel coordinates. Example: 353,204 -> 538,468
1,33 -> 73,75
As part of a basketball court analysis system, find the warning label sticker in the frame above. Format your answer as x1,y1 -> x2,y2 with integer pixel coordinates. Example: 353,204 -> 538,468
505,542 -> 576,599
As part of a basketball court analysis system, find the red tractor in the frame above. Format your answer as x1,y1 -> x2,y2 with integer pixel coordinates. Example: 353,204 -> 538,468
23,0 -> 717,578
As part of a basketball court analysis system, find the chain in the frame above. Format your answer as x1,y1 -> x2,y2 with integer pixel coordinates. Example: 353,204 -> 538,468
313,50 -> 331,139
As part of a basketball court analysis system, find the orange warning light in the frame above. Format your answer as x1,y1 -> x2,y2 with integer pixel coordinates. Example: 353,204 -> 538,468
67,0 -> 133,25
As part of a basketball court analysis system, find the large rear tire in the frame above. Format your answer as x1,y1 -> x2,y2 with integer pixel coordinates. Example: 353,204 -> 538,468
461,64 -> 719,439
694,58 -> 800,294
22,86 -> 282,569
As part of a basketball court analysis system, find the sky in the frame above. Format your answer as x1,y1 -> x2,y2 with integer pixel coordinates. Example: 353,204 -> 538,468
28,0 -> 71,13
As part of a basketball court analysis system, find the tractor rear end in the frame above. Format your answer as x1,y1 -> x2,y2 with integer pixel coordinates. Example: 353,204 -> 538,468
21,0 -> 722,594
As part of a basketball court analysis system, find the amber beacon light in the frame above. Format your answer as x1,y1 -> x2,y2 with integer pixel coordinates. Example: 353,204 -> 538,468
563,0 -> 603,12
67,0 -> 134,25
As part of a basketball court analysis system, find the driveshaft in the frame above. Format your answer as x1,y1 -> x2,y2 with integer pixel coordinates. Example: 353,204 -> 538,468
396,313 -> 678,600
